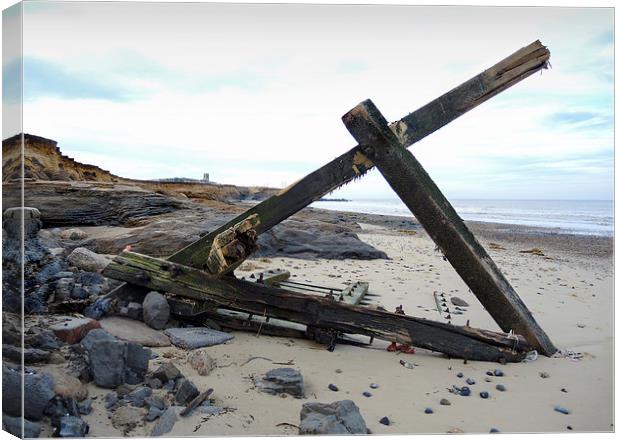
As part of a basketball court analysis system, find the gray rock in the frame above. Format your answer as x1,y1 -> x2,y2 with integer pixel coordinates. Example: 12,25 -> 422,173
450,297 -> 469,307
152,362 -> 181,383
55,278 -> 76,301
58,415 -> 89,437
145,396 -> 166,410
3,367 -> 56,421
124,302 -> 143,320
70,284 -> 90,300
146,377 -> 163,389
124,343 -> 150,385
164,327 -> 233,350
299,400 -> 367,435
104,392 -> 119,410
28,330 -> 60,350
145,406 -> 164,422
151,407 -> 177,437
2,345 -> 50,364
3,207 -> 42,238
126,386 -> 152,407
3,414 -> 41,438
83,297 -> 113,320
78,398 -> 93,415
255,368 -> 304,398
89,339 -> 128,388
175,379 -> 199,405
197,406 -> 225,415
81,328 -> 117,351
67,247 -> 110,272
142,292 -> 170,330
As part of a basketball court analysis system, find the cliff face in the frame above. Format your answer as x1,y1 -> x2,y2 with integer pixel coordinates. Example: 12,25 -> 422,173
2,134 -> 124,182
2,133 -> 277,201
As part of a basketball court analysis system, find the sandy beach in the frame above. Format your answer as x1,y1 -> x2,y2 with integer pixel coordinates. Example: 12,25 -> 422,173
68,210 -> 613,436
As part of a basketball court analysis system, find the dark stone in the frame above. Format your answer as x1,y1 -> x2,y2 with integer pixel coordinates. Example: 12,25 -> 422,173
83,297 -> 112,320
124,343 -> 150,385
328,384 -> 339,392
78,398 -> 93,415
490,428 -> 500,433
164,327 -> 233,349
2,345 -> 50,364
456,372 -> 463,378
175,379 -> 199,405
379,416 -> 390,426
29,330 -> 60,350
147,377 -> 163,389
496,384 -> 506,392
362,391 -> 372,398
459,386 -> 471,397
3,414 -> 41,438
163,380 -> 175,392
89,339 -> 127,388
145,407 -> 164,422
77,271 -> 106,286
81,328 -> 117,351
142,292 -> 170,330
424,408 -> 433,414
299,400 -> 367,435
466,378 -> 476,385
126,386 -> 152,407
145,396 -> 166,410
58,415 -> 89,437
554,406 -> 570,415
480,391 -> 489,399
151,407 -> 177,437
255,368 -> 304,398
152,362 -> 181,383
104,392 -> 119,410
450,297 -> 469,307
3,367 -> 56,420
369,383 -> 379,389
440,398 -> 451,406
493,369 -> 504,377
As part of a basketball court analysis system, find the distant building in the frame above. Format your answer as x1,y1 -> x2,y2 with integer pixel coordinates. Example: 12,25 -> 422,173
202,173 -> 210,183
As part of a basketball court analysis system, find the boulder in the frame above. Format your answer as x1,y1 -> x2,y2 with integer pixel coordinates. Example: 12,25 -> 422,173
67,247 -> 110,272
99,317 -> 171,347
164,327 -> 233,350
2,345 -> 50,364
81,328 -> 117,351
175,379 -> 199,405
125,386 -> 152,407
187,349 -> 215,376
124,343 -> 150,385
2,366 -> 56,420
142,292 -> 170,330
3,414 -> 41,438
89,339 -> 128,388
299,400 -> 368,435
3,207 -> 42,238
50,317 -> 101,344
255,368 -> 304,398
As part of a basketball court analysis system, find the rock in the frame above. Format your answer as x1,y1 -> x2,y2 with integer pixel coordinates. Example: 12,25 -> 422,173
540,371 -> 550,379
490,428 -> 500,433
480,391 -> 489,399
299,400 -> 367,435
55,278 -> 76,301
151,407 -> 178,437
89,339 -> 128,388
67,247 -> 111,272
494,369 -> 504,377
81,328 -> 117,351
197,406 -> 225,415
440,398 -> 451,406
111,406 -> 147,434
164,327 -> 233,349
42,368 -> 89,402
450,297 -> 469,307
424,408 -> 434,414
126,386 -> 152,407
466,378 -> 476,385
146,377 -> 163,389
255,368 -> 304,398
152,362 -> 181,383
121,302 -> 143,320
78,398 -> 93,415
3,367 -> 56,420
175,379 -> 199,405
99,317 -> 171,347
369,383 -> 379,389
125,343 -> 150,384
456,372 -> 463,378
328,384 -> 339,392
554,406 -> 570,415
45,396 -> 79,424
59,228 -> 88,240
3,207 -> 42,238
2,345 -> 50,364
51,317 -> 101,344
145,396 -> 166,410
105,392 -> 119,410
27,330 -> 60,350
3,414 -> 41,438
146,407 -> 164,422
496,384 -> 506,392
362,391 -> 372,398
379,416 -> 390,426
187,349 -> 215,376
459,386 -> 471,397
83,297 -> 113,320
142,292 -> 170,330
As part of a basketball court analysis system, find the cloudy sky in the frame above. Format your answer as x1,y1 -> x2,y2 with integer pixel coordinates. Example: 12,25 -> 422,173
3,2 -> 614,200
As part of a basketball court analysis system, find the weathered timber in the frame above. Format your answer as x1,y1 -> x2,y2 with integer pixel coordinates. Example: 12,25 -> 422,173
104,251 -> 532,362
167,40 -> 550,272
341,99 -> 556,356
206,214 -> 260,275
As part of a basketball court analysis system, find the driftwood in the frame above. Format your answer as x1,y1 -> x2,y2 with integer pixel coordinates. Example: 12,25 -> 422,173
168,40 -> 550,273
341,99 -> 556,356
104,251 -> 532,362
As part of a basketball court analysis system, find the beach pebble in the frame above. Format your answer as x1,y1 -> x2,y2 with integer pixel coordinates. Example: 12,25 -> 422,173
335,369 -> 342,374
379,416 -> 390,426
540,371 -> 550,379
480,391 -> 489,399
370,383 -> 379,389
466,378 -> 476,385
490,428 -> 500,433
424,408 -> 433,414
484,377 -> 493,382
495,384 -> 506,392
450,297 -> 469,307
554,406 -> 570,415
561,388 -> 568,393
459,387 -> 471,397
456,372 -> 463,378
567,426 -> 573,430
493,369 -> 504,377
486,371 -> 494,376
362,391 -> 372,398
440,398 -> 451,406
328,384 -> 339,392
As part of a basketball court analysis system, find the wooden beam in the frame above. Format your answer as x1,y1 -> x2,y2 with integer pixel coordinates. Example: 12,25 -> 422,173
167,41 -> 550,272
341,99 -> 556,356
103,251 -> 533,362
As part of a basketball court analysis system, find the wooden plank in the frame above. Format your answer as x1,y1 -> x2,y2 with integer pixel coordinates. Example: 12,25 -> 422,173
341,99 -> 556,356
339,281 -> 369,305
103,251 -> 532,362
167,41 -> 550,272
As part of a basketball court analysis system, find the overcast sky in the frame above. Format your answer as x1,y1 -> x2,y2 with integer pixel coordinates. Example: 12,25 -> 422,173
3,2 -> 614,200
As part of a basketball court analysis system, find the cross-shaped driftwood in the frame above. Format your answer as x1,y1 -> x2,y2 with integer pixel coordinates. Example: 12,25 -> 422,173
104,40 -> 555,360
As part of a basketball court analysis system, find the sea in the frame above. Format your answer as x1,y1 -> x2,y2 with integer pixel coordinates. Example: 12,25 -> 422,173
310,198 -> 614,237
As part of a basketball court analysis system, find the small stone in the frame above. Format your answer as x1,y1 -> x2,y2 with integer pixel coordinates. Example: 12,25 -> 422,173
126,386 -> 153,407
152,362 -> 181,383
111,405 -> 147,434
480,391 -> 489,399
485,377 -> 493,382
466,378 -> 475,385
142,292 -> 170,330
459,386 -> 471,397
450,297 -> 469,307
105,392 -> 119,410
561,388 -> 568,393
440,398 -> 451,406
540,371 -> 550,379
55,278 -> 76,301
379,416 -> 390,426
362,391 -> 372,398
486,371 -> 494,376
456,372 -> 463,378
490,428 -> 500,433
58,415 -> 89,437
145,406 -> 164,422
424,408 -> 433,414
187,348 -> 215,376
554,406 -> 570,415
496,384 -> 506,392
151,407 -> 177,436
145,396 -> 166,410
328,384 -> 339,392
175,379 -> 199,405
567,426 -> 573,430
255,368 -> 304,398
335,369 -> 343,374
493,369 -> 504,377
147,377 -> 163,389
370,383 -> 379,389
78,398 -> 93,415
